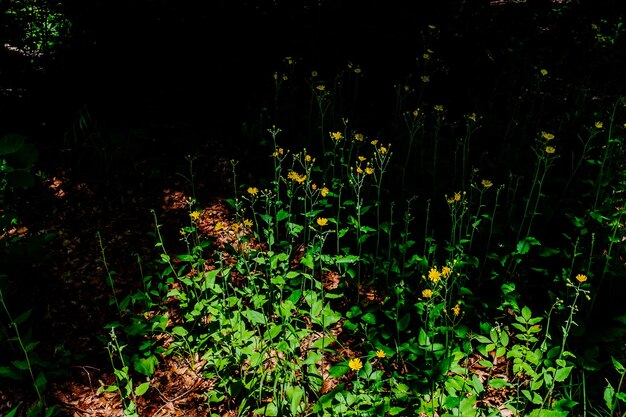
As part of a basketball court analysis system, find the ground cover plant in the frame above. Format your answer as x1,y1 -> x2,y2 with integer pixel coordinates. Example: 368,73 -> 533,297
1,1 -> 626,416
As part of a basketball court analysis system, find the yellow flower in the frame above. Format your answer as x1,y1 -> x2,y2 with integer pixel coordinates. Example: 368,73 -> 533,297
422,289 -> 433,298
330,131 -> 343,141
441,266 -> 452,278
423,53 -> 431,60
434,104 -> 444,112
214,221 -> 223,231
403,85 -> 410,92
348,358 -> 363,371
305,154 -> 312,163
232,223 -> 240,233
356,166 -> 364,174
452,303 -> 461,317
540,69 -> 548,76
375,350 -> 386,358
379,146 -> 388,155
412,109 -> 420,118
545,146 -> 556,154
247,187 -> 258,196
311,183 -> 317,190
468,113 -> 477,122
354,67 -> 362,74
575,274 -> 588,283
311,70 -> 318,77
282,74 -> 288,81
244,219 -> 253,228
365,166 -> 374,175
273,72 -> 278,80
358,155 -> 367,162
321,187 -> 329,197
428,267 -> 441,283
316,217 -> 328,227
595,121 -> 603,129
370,139 -> 378,146
454,192 -> 462,202
287,171 -> 307,184
272,147 -> 284,157
190,211 -> 201,220
541,131 -> 555,140
354,133 -> 364,141
316,84 -> 326,92
481,179 -> 493,188
421,75 -> 430,83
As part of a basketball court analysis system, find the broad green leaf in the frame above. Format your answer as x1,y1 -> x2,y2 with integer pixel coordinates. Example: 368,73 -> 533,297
554,366 -> 573,382
397,313 -> 410,331
242,309 -> 266,325
361,312 -> 376,325
135,381 -> 150,396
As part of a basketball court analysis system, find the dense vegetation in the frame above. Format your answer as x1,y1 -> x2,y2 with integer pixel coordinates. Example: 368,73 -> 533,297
1,1 -> 625,416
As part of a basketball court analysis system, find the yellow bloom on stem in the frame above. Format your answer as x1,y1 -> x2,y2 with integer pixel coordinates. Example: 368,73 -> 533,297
365,166 -> 374,175
375,350 -> 387,358
540,68 -> 548,76
316,84 -> 325,91
354,133 -> 364,141
321,187 -> 329,197
428,267 -> 441,283
330,131 -> 343,141
379,146 -> 388,155
412,109 -> 420,118
348,358 -> 363,371
421,75 -> 430,83
243,219 -> 253,228
452,303 -> 461,317
316,217 -> 328,227
454,192 -> 462,201
311,183 -> 317,190
541,131 -> 555,140
481,179 -> 493,189
370,139 -> 378,146
545,146 -> 556,154
247,187 -> 258,196
356,166 -> 364,174
434,104 -> 444,112
305,154 -> 312,163
595,121 -> 603,129
575,274 -> 588,283
422,289 -> 433,298
441,266 -> 452,278
190,211 -> 201,221
358,156 -> 367,162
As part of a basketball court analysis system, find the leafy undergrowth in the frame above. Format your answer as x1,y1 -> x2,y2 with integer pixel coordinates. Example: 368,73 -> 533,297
2,2 -> 626,417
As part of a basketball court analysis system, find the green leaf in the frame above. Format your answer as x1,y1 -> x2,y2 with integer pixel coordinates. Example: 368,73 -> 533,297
133,355 -> 158,377
0,133 -> 26,156
171,326 -> 188,337
397,313 -> 410,331
604,382 -> 615,410
612,356 -> 626,374
4,405 -> 20,417
361,312 -> 376,325
554,366 -> 573,382
242,309 -> 266,325
526,409 -> 568,417
176,254 -> 195,262
0,366 -> 23,380
329,363 -> 350,378
516,236 -> 540,255
488,378 -> 508,389
134,381 -> 150,396
253,402 -> 278,416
